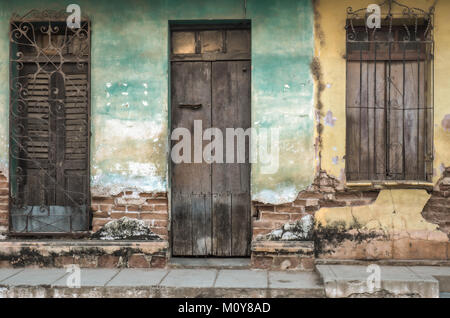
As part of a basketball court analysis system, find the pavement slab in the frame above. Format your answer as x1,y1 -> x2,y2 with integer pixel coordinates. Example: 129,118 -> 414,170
0,269 -> 24,283
107,269 -> 168,287
52,269 -> 119,287
215,270 -> 267,289
316,265 -> 440,298
1,269 -> 67,286
269,271 -> 322,290
160,269 -> 217,288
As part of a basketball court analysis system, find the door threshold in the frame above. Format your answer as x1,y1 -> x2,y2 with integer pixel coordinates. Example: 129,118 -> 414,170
169,257 -> 251,269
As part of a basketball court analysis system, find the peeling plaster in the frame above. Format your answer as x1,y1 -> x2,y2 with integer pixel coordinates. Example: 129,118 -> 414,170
324,110 -> 336,127
315,189 -> 448,241
442,114 -> 450,132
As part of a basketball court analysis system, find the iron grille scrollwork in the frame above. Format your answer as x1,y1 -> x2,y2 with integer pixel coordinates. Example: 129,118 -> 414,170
9,10 -> 91,234
345,1 -> 435,182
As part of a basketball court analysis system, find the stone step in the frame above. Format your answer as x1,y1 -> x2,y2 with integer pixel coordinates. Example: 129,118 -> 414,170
168,258 -> 251,269
316,265 -> 442,298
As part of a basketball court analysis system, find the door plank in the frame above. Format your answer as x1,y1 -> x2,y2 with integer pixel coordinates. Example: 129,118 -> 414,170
212,61 -> 251,256
346,62 -> 361,181
172,193 -> 193,256
191,193 -> 212,255
171,62 -> 212,256
388,62 -> 404,179
231,193 -> 251,256
212,193 -> 232,256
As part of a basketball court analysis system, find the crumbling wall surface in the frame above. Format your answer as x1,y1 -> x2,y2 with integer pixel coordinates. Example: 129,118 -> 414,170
0,241 -> 168,268
91,191 -> 168,241
422,167 -> 450,238
315,188 -> 449,260
252,171 -> 378,238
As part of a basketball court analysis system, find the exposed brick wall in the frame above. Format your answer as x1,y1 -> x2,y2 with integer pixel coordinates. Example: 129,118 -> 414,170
252,171 -> 379,238
91,191 -> 169,240
422,167 -> 450,238
0,174 -> 8,234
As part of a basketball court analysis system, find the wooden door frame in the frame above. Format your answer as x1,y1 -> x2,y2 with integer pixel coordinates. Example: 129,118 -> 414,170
168,21 -> 252,257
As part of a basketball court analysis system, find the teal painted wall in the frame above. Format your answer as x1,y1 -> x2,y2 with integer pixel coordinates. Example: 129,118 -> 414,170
0,0 -> 315,204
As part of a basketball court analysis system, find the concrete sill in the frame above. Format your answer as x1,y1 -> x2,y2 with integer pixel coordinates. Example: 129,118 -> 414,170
346,181 -> 434,191
251,241 -> 314,254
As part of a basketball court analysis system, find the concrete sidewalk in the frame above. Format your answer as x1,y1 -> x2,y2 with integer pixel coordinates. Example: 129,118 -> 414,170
0,265 -> 449,298
0,268 -> 324,298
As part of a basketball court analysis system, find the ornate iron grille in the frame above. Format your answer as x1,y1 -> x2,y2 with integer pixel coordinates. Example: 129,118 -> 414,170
9,10 -> 91,234
345,1 -> 435,182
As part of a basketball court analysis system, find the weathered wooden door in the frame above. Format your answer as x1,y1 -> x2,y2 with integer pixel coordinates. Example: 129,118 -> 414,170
170,24 -> 251,256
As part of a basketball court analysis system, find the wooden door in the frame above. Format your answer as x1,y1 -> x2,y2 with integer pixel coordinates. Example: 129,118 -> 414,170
170,25 -> 251,256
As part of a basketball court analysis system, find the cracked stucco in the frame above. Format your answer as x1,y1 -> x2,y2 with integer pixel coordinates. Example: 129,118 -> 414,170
315,189 -> 448,241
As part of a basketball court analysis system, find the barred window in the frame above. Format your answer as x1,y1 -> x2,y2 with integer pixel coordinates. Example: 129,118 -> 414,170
345,18 -> 434,183
9,12 -> 91,234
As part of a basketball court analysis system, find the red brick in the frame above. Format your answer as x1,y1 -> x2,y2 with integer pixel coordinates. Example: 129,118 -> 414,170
98,255 -> 120,268
126,205 -> 142,212
150,256 -> 167,268
92,218 -> 111,232
141,205 -> 155,212
253,220 -> 277,229
274,204 -> 301,213
153,205 -> 168,212
319,200 -> 347,208
0,189 -> 8,196
151,220 -> 168,228
251,255 -> 273,269
297,192 -> 323,199
152,227 -> 168,236
138,193 -> 155,198
92,197 -> 115,205
335,192 -> 362,200
146,199 -> 168,205
110,212 -> 140,219
128,254 -> 150,268
289,213 -> 306,220
300,258 -> 315,271
111,206 -> 126,212
140,212 -> 168,220
255,205 -> 275,213
260,212 -> 290,221
253,228 -> 272,237
54,256 -> 75,267
74,256 -> 98,268
100,204 -> 113,212
305,205 -> 320,212
94,210 -> 109,217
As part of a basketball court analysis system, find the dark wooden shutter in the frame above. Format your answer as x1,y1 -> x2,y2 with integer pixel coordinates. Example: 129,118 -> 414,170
346,25 -> 433,182
10,18 -> 90,234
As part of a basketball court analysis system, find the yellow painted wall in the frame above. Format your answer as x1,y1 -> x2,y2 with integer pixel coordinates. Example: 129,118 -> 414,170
314,0 -> 450,240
